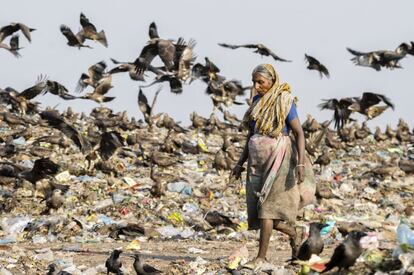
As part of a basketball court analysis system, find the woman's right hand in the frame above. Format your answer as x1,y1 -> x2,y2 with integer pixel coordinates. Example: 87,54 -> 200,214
230,164 -> 245,180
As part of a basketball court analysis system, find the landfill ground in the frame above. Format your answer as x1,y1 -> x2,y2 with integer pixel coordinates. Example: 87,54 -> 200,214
1,108 -> 414,274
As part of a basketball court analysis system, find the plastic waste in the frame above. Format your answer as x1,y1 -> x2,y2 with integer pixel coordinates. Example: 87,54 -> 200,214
319,166 -> 333,181
12,136 -> 26,146
55,170 -> 71,182
320,220 -> 335,236
392,222 -> 414,258
1,216 -> 32,237
34,248 -> 54,261
227,245 -> 249,270
0,268 -> 13,275
167,181 -> 192,195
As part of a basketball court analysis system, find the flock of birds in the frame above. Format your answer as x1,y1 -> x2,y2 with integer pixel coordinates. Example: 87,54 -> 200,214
2,13 -> 414,131
1,13 -> 414,275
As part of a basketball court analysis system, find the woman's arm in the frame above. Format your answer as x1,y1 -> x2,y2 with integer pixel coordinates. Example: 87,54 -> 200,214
289,117 -> 305,182
231,129 -> 253,179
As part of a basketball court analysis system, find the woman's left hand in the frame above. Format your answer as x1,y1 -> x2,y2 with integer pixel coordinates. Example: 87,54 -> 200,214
297,166 -> 305,184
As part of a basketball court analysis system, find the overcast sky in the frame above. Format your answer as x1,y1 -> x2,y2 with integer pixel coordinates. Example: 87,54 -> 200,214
1,0 -> 413,129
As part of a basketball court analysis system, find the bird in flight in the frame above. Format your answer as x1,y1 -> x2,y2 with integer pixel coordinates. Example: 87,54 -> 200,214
218,42 -> 291,62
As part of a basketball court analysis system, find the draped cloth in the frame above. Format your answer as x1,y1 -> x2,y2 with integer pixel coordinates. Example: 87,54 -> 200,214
246,134 -> 316,230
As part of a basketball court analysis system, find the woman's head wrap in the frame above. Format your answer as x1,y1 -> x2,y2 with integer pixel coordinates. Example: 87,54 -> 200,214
244,64 -> 296,137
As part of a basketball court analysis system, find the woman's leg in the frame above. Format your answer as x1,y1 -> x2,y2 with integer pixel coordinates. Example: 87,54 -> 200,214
257,219 -> 273,259
273,219 -> 301,257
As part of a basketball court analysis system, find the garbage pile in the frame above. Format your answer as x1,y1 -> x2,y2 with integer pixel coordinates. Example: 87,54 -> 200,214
0,105 -> 414,274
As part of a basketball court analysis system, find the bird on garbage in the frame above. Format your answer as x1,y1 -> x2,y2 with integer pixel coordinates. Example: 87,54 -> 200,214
43,189 -> 65,213
132,254 -> 162,275
295,222 -> 327,261
374,127 -> 387,142
322,231 -> 367,273
105,249 -> 123,275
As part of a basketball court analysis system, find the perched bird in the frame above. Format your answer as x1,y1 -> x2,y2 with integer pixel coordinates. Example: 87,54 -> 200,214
0,22 -> 35,43
150,163 -> 165,197
223,110 -> 241,125
79,77 -> 114,103
318,97 -> 356,130
137,88 -> 161,125
44,189 -> 65,213
348,92 -> 394,120
304,54 -> 330,78
205,211 -> 237,229
218,43 -> 291,62
295,222 -> 327,261
105,249 -> 123,275
76,61 -> 108,93
78,12 -> 108,47
0,34 -> 22,57
322,231 -> 367,273
132,254 -> 162,275
314,150 -> 331,167
60,25 -> 91,49
374,127 -> 387,142
190,112 -> 208,129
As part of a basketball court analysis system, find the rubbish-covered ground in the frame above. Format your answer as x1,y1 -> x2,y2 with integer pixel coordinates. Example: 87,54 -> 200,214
1,106 -> 414,274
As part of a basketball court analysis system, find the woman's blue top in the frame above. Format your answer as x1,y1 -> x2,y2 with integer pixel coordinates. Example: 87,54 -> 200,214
250,94 -> 298,134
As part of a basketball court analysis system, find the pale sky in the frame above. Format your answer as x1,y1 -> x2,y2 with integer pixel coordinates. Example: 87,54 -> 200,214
1,0 -> 413,129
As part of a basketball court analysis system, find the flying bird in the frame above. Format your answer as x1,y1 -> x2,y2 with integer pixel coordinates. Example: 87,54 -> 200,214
43,80 -> 77,100
218,43 -> 291,62
76,61 -> 108,93
141,74 -> 182,94
98,131 -> 124,161
318,97 -> 357,130
191,57 -> 221,83
347,46 -> 408,71
0,22 -> 35,43
109,58 -> 145,81
78,12 -> 108,47
40,110 -> 91,153
348,92 -> 394,120
0,34 -> 23,58
79,76 -> 115,103
134,22 -> 177,75
60,24 -> 91,49
322,231 -> 367,273
304,54 -> 330,78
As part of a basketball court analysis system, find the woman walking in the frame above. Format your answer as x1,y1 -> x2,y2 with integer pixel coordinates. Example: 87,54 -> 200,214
231,63 -> 315,267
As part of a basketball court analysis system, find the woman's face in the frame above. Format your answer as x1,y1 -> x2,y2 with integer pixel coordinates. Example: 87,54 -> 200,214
252,73 -> 273,95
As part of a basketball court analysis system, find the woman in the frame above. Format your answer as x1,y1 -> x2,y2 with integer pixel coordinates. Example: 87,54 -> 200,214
231,64 -> 315,267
